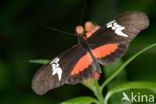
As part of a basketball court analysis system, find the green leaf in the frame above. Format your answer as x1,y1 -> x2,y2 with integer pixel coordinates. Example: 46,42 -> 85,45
29,59 -> 49,64
101,43 -> 156,90
104,59 -> 123,76
60,96 -> 100,104
82,79 -> 104,103
104,60 -> 127,88
104,82 -> 156,104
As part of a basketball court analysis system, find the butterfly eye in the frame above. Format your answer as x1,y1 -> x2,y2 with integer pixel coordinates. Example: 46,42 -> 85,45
75,26 -> 84,34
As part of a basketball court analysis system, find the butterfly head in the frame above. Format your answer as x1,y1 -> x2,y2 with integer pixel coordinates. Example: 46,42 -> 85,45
75,21 -> 101,39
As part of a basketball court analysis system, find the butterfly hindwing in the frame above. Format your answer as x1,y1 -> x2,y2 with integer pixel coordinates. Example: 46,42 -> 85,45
90,43 -> 128,65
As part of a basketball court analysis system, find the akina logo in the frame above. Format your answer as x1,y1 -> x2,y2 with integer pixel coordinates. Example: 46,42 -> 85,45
121,92 -> 155,103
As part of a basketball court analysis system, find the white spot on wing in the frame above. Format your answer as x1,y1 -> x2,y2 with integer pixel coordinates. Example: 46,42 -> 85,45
106,20 -> 128,37
50,57 -> 62,81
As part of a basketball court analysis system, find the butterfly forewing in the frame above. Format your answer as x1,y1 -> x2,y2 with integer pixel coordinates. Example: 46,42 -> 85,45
88,11 -> 149,41
32,45 -> 87,95
87,11 -> 149,65
115,11 -> 149,40
32,45 -> 98,95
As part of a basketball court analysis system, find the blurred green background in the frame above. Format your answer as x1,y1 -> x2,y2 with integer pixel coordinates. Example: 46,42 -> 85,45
0,0 -> 156,104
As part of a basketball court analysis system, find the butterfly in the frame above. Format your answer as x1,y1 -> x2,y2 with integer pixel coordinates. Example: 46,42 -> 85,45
32,11 -> 149,95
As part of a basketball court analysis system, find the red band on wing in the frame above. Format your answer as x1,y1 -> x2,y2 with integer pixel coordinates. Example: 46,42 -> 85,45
92,44 -> 118,58
71,53 -> 93,75
71,44 -> 118,75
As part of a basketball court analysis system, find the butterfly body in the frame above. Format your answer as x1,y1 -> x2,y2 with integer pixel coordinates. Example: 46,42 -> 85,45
77,34 -> 102,73
32,11 -> 149,95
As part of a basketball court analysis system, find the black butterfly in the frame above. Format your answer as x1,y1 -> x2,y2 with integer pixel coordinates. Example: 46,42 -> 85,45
32,11 -> 149,95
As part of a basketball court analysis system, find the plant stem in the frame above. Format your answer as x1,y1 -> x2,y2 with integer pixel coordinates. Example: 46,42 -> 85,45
93,80 -> 105,104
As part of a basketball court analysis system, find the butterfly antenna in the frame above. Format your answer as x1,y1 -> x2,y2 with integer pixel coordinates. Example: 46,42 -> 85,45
79,0 -> 88,25
46,26 -> 76,37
